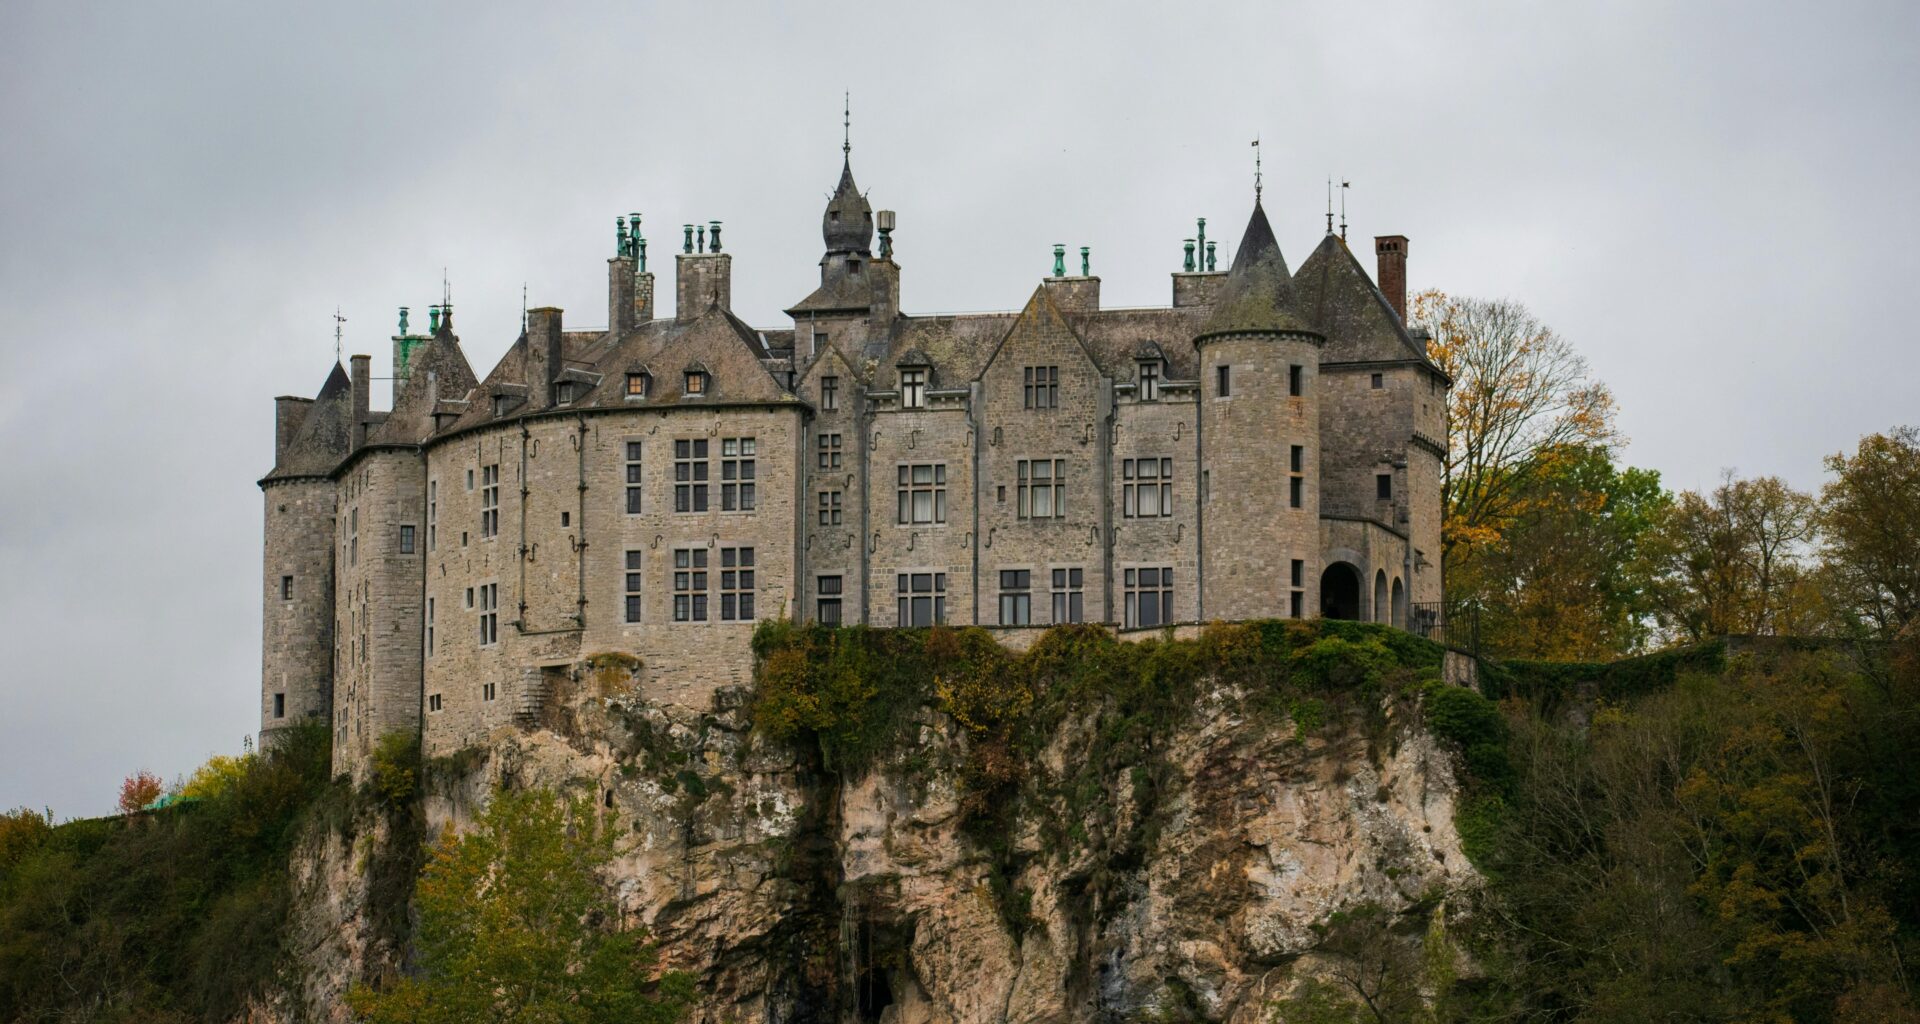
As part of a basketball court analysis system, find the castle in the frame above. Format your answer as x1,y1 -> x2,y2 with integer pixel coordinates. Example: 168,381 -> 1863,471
258,148 -> 1449,771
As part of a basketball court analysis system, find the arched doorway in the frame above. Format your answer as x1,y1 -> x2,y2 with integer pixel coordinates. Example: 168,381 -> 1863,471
1321,562 -> 1362,620
1374,570 -> 1389,623
1391,577 -> 1406,629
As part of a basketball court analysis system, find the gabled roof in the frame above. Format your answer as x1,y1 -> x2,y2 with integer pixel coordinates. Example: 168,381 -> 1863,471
1291,233 -> 1429,364
264,362 -> 352,481
370,332 -> 478,445
980,285 -> 1102,380
1196,202 -> 1319,341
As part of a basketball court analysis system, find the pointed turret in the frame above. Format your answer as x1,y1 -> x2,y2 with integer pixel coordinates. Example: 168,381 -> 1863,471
1196,202 -> 1318,342
823,158 -> 873,256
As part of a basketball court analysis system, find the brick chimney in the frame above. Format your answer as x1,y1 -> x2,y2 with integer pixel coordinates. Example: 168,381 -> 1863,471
1374,235 -> 1408,322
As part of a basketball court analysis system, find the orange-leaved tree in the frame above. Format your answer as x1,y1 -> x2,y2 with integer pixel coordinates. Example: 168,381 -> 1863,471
116,771 -> 162,815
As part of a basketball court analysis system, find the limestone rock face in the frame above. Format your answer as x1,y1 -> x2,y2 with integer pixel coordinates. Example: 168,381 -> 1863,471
275,666 -> 1473,1023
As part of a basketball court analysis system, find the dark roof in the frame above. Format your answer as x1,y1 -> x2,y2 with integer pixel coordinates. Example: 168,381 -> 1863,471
822,158 -> 873,255
369,332 -> 478,445
1291,234 -> 1428,364
264,362 -> 352,481
1196,202 -> 1319,341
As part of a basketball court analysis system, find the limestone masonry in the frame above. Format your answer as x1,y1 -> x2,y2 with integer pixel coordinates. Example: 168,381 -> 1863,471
258,150 -> 1449,773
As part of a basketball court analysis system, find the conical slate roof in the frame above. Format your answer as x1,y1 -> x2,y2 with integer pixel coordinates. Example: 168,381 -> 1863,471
1196,202 -> 1319,341
264,362 -> 353,481
1291,233 -> 1429,363
822,158 -> 873,255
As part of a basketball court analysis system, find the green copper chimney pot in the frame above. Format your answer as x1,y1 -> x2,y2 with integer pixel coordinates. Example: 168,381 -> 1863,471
1205,241 -> 1217,272
1080,246 -> 1090,277
709,221 -> 722,253
637,236 -> 648,274
1052,244 -> 1065,278
429,305 -> 441,334
616,216 -> 629,257
1183,239 -> 1196,273
398,306 -> 409,336
683,224 -> 694,254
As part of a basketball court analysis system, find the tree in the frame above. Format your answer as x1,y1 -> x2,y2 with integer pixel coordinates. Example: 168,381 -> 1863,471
1644,472 -> 1818,642
347,787 -> 693,1024
1410,291 -> 1621,573
1819,426 -> 1920,635
117,771 -> 162,815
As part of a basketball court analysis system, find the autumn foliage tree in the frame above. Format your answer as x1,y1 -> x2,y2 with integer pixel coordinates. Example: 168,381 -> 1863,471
1644,472 -> 1821,642
1819,426 -> 1920,636
116,771 -> 162,815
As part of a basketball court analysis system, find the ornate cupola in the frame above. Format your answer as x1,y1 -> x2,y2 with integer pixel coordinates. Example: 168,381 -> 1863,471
822,157 -> 874,256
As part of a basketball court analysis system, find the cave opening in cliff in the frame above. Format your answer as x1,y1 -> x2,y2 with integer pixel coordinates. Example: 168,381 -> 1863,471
855,962 -> 894,1021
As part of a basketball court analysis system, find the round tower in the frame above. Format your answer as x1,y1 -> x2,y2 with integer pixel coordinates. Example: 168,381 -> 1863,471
1194,202 -> 1325,622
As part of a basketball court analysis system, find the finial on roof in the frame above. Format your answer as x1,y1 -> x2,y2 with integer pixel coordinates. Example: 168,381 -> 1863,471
843,91 -> 851,158
333,307 -> 346,362
1340,179 -> 1350,240
1326,177 -> 1334,235
1252,136 -> 1262,203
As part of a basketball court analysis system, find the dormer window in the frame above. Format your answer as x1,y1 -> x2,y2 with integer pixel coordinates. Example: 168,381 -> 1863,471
493,394 -> 513,417
900,368 -> 926,409
684,370 -> 708,396
626,372 -> 651,398
1138,360 -> 1161,402
555,382 -> 575,405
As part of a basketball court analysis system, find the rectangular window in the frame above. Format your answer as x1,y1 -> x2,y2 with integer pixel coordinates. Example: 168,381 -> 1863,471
273,693 -> 285,718
427,480 -> 437,551
1217,365 -> 1231,397
348,507 -> 358,566
720,438 -> 756,511
426,596 -> 435,656
555,381 -> 575,405
428,694 -> 443,712
896,572 -> 947,626
1290,559 -> 1305,619
483,682 -> 496,702
999,569 -> 1032,625
1123,567 -> 1174,629
1023,366 -> 1059,409
480,464 -> 500,538
896,464 -> 947,524
464,586 -> 474,609
478,582 -> 499,646
818,490 -> 842,525
1290,591 -> 1304,618
1291,559 -> 1304,587
1051,567 -> 1084,624
626,372 -> 649,397
1017,459 -> 1065,520
1289,364 -> 1303,396
1290,445 -> 1304,473
1378,474 -> 1393,500
684,371 -> 706,395
673,548 -> 709,622
466,468 -> 474,491
1290,477 -> 1304,508
900,369 -> 926,409
624,550 -> 643,623
821,375 -> 839,411
674,439 -> 710,512
1370,372 -> 1384,389
816,574 -> 843,625
1122,458 -> 1173,518
399,524 -> 416,554
719,546 -> 755,621
280,575 -> 293,600
818,433 -> 842,470
1138,361 -> 1160,401
625,441 -> 644,514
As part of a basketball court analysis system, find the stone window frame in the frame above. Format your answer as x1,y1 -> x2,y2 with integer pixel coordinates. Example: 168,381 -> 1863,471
683,368 -> 709,397
894,570 -> 948,627
428,693 -> 443,713
820,375 -> 839,411
818,489 -> 842,525
272,693 -> 285,719
674,438 -> 711,512
998,567 -> 1033,625
426,595 -> 435,657
482,681 -> 496,702
719,437 -> 757,512
896,463 -> 948,525
816,573 -> 844,625
1291,560 -> 1306,619
1050,566 -> 1085,624
1023,365 -> 1059,410
555,381 -> 577,406
1122,457 -> 1173,519
477,580 -> 500,647
480,463 -> 501,539
280,575 -> 293,601
1370,372 -> 1384,390
624,550 -> 644,624
1290,446 -> 1305,509
817,432 -> 843,471
1289,364 -> 1304,397
1216,364 -> 1232,399
625,371 -> 652,400
1122,565 -> 1174,629
1377,473 -> 1393,501
348,506 -> 359,566
399,524 -> 416,554
1016,458 -> 1066,520
624,439 -> 645,515
717,545 -> 756,622
899,368 -> 928,409
427,479 -> 438,551
672,547 -> 710,622
1137,360 -> 1161,402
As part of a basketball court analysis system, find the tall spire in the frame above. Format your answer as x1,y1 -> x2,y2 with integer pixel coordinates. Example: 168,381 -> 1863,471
822,99 -> 873,255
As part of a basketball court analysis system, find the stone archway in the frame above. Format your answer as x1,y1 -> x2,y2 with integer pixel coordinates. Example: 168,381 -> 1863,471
1374,570 -> 1389,624
1391,577 -> 1407,629
1321,562 -> 1363,620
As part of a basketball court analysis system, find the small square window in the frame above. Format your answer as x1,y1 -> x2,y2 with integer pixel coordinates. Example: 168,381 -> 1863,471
684,371 -> 707,395
1377,474 -> 1393,501
1370,372 -> 1383,390
428,694 -> 443,712
560,510 -> 570,527
555,382 -> 575,405
626,372 -> 650,397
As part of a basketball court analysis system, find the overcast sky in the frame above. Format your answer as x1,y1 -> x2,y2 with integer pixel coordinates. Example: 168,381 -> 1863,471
2,1 -> 1914,817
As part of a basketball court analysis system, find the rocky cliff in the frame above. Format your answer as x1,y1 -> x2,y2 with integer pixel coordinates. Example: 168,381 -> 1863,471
281,623 -> 1477,1023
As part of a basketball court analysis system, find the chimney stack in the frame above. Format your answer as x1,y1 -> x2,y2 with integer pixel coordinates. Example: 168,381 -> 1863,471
349,354 -> 371,448
526,307 -> 563,405
1375,235 -> 1408,322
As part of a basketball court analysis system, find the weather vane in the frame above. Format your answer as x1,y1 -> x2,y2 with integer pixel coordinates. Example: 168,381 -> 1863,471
843,91 -> 851,157
333,307 -> 346,362
1340,179 -> 1351,240
1252,136 -> 1262,202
